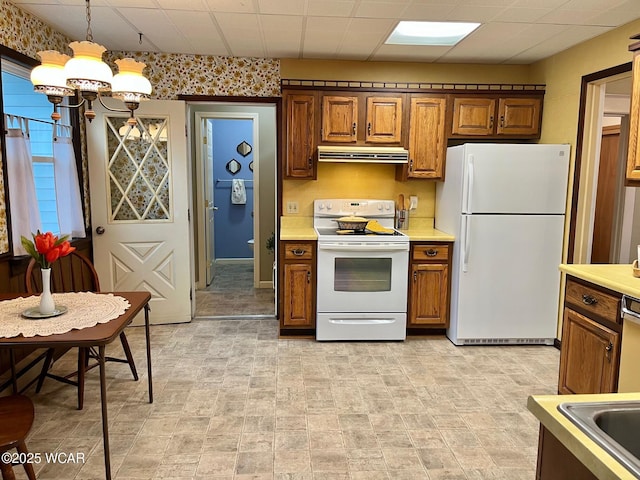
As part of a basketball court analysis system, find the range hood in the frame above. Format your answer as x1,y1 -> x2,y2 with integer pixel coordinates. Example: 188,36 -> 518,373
317,145 -> 409,164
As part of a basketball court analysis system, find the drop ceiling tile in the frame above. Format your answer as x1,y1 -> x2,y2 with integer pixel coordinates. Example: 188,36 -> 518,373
509,24 -> 611,62
303,17 -> 349,57
116,7 -> 189,53
446,5 -> 508,22
257,0 -> 304,15
102,0 -> 156,6
261,14 -> 303,57
203,0 -> 256,13
307,0 -> 355,16
355,2 -> 408,18
213,12 -> 265,57
371,44 -> 450,62
164,10 -> 229,55
536,8 -> 602,25
400,4 -> 457,20
457,0 -> 513,5
586,0 -> 640,26
511,0 -> 567,7
492,7 -> 553,23
155,0 -> 208,11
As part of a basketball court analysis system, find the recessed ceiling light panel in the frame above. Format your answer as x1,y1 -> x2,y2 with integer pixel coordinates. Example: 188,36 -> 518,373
386,21 -> 481,46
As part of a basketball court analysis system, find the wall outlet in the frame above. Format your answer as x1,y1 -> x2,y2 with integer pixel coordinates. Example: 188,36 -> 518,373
287,201 -> 299,214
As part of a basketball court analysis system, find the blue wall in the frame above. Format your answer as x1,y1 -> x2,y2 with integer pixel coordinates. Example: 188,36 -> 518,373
211,118 -> 254,259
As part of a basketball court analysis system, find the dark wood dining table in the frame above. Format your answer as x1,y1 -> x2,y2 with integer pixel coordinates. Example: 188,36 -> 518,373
0,291 -> 153,480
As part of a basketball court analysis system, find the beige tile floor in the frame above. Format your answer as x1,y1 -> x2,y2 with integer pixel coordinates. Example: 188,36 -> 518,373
8,317 -> 560,480
195,262 -> 275,317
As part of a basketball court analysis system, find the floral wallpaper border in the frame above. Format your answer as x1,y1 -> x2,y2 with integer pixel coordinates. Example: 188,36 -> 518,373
0,0 -> 281,255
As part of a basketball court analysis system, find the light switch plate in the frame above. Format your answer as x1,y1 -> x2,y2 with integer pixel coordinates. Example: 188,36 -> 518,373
409,196 -> 418,210
287,201 -> 299,214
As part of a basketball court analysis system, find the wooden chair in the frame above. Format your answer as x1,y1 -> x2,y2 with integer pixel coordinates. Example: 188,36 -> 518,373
25,251 -> 138,410
0,395 -> 36,480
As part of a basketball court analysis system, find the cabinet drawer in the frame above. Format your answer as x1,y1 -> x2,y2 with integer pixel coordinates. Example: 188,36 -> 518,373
565,278 -> 620,322
412,244 -> 449,262
284,243 -> 314,260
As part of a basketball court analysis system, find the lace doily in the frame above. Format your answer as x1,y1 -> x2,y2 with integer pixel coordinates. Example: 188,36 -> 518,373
0,292 -> 131,338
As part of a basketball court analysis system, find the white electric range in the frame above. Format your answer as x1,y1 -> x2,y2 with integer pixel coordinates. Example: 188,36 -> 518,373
313,199 -> 409,341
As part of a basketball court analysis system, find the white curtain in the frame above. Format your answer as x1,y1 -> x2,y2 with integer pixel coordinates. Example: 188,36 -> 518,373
53,125 -> 85,238
5,115 -> 41,255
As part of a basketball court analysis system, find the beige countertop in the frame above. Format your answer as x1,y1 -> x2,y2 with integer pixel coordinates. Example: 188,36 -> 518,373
528,392 -> 640,480
560,264 -> 640,298
279,216 -> 455,242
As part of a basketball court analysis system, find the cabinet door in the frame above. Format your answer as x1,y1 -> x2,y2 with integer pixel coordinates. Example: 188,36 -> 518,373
558,308 -> 620,394
497,98 -> 541,136
408,96 -> 447,179
626,52 -> 640,184
451,97 -> 496,135
284,93 -> 316,179
365,96 -> 403,143
283,263 -> 314,327
322,95 -> 358,143
409,263 -> 449,327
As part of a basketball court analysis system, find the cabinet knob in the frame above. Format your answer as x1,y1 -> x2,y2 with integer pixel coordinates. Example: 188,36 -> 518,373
352,122 -> 357,135
500,115 -> 505,128
307,270 -> 311,283
413,271 -> 417,282
426,249 -> 437,257
367,122 -> 371,136
582,294 -> 598,305
605,341 -> 613,361
308,157 -> 312,168
292,249 -> 305,256
489,115 -> 494,129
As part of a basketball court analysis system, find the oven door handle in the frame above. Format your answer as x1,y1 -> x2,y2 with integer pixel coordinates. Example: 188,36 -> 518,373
328,318 -> 397,325
318,244 -> 409,252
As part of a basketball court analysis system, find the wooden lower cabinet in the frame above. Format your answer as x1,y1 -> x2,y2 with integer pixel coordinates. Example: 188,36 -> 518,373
408,242 -> 451,329
558,308 -> 620,394
558,277 -> 622,394
279,241 -> 316,331
536,426 -> 598,480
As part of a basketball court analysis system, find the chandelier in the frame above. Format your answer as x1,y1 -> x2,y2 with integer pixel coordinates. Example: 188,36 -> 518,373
30,0 -> 152,124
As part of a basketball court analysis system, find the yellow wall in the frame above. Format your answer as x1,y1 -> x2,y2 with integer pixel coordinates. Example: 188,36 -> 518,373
283,164 -> 435,218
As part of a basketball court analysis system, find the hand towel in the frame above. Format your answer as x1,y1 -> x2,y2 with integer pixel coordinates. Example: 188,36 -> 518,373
231,179 -> 247,204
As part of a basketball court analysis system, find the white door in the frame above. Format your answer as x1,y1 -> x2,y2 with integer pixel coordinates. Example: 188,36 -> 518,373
87,99 -> 192,324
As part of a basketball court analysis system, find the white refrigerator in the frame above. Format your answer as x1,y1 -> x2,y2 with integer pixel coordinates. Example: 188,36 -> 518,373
435,143 -> 570,345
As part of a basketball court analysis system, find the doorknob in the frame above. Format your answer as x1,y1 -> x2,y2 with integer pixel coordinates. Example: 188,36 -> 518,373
95,226 -> 105,235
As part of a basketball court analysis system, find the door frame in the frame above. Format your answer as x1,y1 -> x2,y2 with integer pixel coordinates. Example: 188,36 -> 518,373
194,112 -> 260,288
568,63 -> 632,263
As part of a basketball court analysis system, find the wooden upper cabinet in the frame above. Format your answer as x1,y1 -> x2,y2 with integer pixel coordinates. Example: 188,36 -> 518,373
321,95 -> 358,143
407,96 -> 447,179
497,97 -> 541,135
452,97 -> 496,135
626,42 -> 640,184
284,92 -> 316,179
451,95 -> 543,138
365,96 -> 403,143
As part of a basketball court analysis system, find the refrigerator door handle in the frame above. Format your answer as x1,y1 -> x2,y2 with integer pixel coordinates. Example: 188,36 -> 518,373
462,215 -> 470,272
465,155 -> 475,213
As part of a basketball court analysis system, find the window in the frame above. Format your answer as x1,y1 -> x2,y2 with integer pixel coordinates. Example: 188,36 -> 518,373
2,60 -> 72,235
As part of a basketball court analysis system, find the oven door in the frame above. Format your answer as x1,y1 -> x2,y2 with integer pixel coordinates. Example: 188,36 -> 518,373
316,241 -> 409,313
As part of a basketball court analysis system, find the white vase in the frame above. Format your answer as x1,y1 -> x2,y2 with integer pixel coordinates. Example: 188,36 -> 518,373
39,268 -> 55,315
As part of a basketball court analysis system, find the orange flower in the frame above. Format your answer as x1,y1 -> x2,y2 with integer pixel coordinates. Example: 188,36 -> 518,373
20,231 -> 74,269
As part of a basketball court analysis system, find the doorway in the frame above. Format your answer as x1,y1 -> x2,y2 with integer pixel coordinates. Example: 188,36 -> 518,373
190,102 -> 277,318
571,64 -> 635,265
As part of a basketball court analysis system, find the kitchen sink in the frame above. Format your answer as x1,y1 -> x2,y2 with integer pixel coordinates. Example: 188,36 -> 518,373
558,401 -> 640,479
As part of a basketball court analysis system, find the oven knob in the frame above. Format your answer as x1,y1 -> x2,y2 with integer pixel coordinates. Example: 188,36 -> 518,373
318,203 -> 324,210
326,203 -> 332,210
385,202 -> 391,210
377,204 -> 383,211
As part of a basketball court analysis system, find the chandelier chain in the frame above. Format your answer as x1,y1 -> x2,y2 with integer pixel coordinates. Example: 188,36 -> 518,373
85,0 -> 93,42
